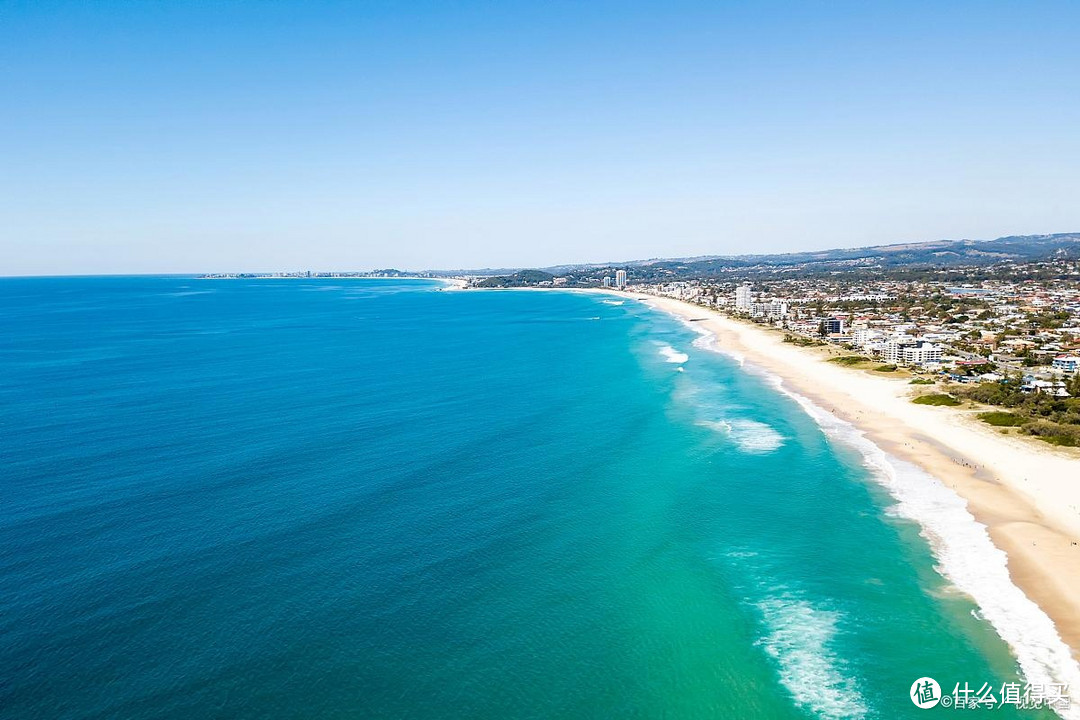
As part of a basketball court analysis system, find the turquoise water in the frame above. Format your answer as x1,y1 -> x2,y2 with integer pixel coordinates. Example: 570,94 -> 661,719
0,277 -> 1054,718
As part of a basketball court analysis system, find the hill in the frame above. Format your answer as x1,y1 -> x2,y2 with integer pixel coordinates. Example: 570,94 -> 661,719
525,233 -> 1080,283
475,270 -> 557,288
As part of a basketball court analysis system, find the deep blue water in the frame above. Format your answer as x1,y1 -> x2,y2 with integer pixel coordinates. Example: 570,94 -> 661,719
0,277 -> 1047,718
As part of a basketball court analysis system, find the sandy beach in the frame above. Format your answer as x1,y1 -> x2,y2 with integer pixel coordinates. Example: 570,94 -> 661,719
615,291 -> 1080,660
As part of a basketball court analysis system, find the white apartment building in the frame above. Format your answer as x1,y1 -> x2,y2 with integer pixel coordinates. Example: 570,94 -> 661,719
883,336 -> 918,365
852,328 -> 885,348
735,283 -> 753,311
615,269 -> 627,288
902,341 -> 943,367
767,299 -> 789,318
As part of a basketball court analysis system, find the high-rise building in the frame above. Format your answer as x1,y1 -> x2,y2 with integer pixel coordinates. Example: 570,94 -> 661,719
615,270 -> 627,288
821,317 -> 845,335
735,283 -> 753,310
602,276 -> 613,288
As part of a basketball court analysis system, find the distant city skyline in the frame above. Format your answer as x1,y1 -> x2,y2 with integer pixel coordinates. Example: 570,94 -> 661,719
3,1 -> 1080,276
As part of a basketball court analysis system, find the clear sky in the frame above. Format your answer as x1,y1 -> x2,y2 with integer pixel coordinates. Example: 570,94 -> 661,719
2,0 -> 1079,275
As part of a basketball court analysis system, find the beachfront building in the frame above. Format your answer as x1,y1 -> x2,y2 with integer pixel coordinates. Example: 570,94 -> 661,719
767,299 -> 789,319
821,317 -> 845,335
883,336 -> 918,365
615,270 -> 627,289
735,283 -> 752,311
1023,378 -> 1071,397
852,328 -> 885,348
602,276 -> 613,288
902,341 -> 943,367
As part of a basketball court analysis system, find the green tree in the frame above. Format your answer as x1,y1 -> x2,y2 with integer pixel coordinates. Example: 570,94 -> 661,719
1068,372 -> 1080,398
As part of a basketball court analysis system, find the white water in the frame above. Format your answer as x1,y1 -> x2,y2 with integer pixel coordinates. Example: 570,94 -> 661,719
698,418 -> 785,453
757,594 -> 870,719
658,345 -> 689,364
789,389 -> 1080,719
676,309 -> 1080,718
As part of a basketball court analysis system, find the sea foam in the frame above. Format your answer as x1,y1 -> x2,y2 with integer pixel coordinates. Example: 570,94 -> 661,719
685,321 -> 746,365
699,418 -> 785,454
658,345 -> 689,364
790,393 -> 1080,719
736,360 -> 1080,717
675,312 -> 1080,718
757,594 -> 869,719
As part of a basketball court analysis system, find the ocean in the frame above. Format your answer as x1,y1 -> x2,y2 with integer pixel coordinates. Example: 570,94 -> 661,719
0,277 -> 1061,719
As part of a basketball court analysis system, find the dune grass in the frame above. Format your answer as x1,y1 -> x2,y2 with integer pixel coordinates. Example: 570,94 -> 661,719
828,355 -> 868,366
978,411 -> 1026,427
912,393 -> 961,406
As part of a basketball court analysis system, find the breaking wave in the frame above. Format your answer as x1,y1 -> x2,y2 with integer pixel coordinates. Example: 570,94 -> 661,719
757,594 -> 870,719
683,319 -> 746,365
698,418 -> 785,453
677,308 -> 1080,718
767,376 -> 1080,718
658,345 -> 689,364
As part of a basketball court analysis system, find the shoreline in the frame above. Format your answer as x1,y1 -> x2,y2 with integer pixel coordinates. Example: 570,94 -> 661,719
529,284 -> 1080,708
627,292 -> 1080,652
470,287 -> 1080,655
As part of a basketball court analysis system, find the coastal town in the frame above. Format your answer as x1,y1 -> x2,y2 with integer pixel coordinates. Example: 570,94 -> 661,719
461,244 -> 1080,449
472,255 -> 1080,389
633,265 -> 1080,389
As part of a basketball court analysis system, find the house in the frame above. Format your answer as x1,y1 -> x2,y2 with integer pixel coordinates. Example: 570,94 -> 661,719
1052,355 -> 1080,374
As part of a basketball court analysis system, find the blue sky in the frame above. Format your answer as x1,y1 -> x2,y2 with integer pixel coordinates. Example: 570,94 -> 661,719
2,0 -> 1079,274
